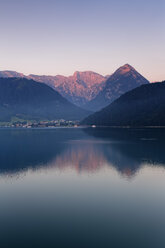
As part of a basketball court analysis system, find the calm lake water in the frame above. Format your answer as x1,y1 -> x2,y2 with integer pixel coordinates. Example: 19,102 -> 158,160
0,127 -> 165,248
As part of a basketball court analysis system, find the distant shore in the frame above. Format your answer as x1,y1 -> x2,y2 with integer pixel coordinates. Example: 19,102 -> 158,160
1,125 -> 165,129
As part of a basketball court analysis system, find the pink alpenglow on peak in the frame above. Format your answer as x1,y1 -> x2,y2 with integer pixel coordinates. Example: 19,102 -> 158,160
115,64 -> 136,75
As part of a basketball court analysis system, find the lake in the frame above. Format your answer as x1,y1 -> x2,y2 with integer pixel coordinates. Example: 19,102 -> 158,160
0,127 -> 165,248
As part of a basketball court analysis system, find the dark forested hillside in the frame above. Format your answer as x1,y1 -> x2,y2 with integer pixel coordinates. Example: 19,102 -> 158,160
82,81 -> 165,126
0,78 -> 90,121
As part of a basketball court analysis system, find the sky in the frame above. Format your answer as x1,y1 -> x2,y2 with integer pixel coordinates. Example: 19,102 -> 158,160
0,0 -> 164,81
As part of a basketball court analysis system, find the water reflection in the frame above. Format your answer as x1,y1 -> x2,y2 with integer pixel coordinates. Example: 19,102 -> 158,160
86,128 -> 165,176
1,127 -> 165,178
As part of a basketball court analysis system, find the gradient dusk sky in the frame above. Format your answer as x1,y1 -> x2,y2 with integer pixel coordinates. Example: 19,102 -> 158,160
0,0 -> 164,81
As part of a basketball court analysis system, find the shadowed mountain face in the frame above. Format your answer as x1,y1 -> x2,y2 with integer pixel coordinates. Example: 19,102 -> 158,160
84,64 -> 150,111
0,78 -> 90,121
0,128 -> 165,178
82,81 -> 165,127
0,70 -> 106,107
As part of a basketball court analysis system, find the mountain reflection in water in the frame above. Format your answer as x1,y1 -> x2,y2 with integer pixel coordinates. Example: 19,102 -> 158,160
0,127 -> 165,178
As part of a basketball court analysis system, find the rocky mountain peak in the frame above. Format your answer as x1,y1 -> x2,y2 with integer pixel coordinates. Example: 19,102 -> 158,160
84,64 -> 150,111
114,64 -> 135,75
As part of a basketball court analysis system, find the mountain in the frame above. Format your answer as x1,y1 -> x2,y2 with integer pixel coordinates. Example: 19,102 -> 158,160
28,71 -> 106,106
0,70 -> 106,106
0,70 -> 24,78
0,65 -> 150,110
84,64 -> 150,111
0,78 -> 91,122
82,81 -> 165,127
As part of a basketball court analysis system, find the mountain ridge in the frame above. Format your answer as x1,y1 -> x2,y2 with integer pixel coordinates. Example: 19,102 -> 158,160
0,64 -> 150,110
0,70 -> 106,106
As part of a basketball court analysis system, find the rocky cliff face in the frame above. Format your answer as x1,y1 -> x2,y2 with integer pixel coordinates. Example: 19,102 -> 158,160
28,71 -> 106,106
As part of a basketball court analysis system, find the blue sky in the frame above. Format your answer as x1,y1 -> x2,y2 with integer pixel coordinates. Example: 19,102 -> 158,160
0,0 -> 164,81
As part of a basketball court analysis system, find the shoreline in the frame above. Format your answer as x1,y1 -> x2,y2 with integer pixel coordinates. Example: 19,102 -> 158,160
1,125 -> 165,129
